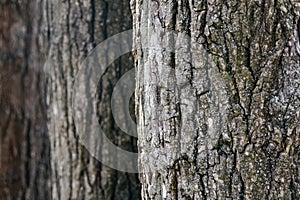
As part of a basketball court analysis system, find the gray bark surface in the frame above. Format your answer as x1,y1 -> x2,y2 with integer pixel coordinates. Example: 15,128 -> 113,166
44,0 -> 140,199
132,0 -> 300,199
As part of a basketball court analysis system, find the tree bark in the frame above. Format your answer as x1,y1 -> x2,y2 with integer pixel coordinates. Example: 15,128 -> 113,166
44,0 -> 140,199
0,0 -> 50,199
132,0 -> 300,199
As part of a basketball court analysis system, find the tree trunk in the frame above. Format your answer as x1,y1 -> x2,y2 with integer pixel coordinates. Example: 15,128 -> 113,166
44,0 -> 140,199
0,0 -> 50,199
132,0 -> 300,199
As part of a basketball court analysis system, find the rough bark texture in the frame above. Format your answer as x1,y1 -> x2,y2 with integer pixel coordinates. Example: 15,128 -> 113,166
0,0 -> 50,199
44,0 -> 140,199
132,0 -> 300,199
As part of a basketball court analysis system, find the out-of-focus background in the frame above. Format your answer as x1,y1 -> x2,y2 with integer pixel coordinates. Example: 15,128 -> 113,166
0,0 -> 140,199
0,1 -> 50,198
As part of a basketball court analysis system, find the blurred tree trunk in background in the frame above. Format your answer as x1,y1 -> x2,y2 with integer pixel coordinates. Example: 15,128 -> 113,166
133,0 -> 300,199
0,0 -> 50,199
44,0 -> 140,199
